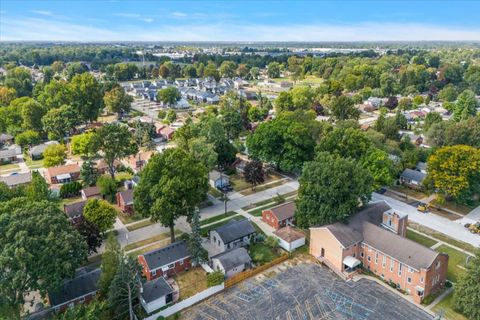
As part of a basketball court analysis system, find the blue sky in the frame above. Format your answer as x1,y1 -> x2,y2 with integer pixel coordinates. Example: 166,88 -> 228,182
1,1 -> 480,41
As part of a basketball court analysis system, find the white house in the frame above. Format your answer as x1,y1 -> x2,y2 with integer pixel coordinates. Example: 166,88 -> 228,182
273,226 -> 306,252
211,247 -> 252,278
140,277 -> 176,314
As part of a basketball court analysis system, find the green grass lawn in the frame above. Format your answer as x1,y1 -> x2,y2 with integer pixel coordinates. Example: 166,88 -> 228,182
25,158 -> 43,169
249,203 -> 276,217
432,290 -> 467,320
126,219 -> 155,232
389,185 -> 427,200
230,172 -> 283,193
0,163 -> 20,172
431,199 -> 478,216
200,211 -> 238,226
199,216 -> 246,237
248,243 -> 279,265
208,187 -> 223,199
406,229 -> 438,248
435,245 -> 469,283
124,230 -> 181,252
117,212 -> 144,225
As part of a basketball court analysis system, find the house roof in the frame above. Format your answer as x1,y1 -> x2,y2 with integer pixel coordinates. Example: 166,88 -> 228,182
401,168 -> 426,183
213,219 -> 256,244
416,162 -> 427,172
362,222 -> 440,270
30,141 -> 59,156
268,202 -> 296,221
209,170 -> 228,182
142,241 -> 190,271
0,145 -> 22,158
118,189 -> 134,205
48,268 -> 101,307
0,133 -> 13,142
273,226 -> 305,243
324,223 -> 364,248
47,164 -> 80,178
64,200 -> 87,218
81,186 -> 100,197
211,247 -> 252,271
0,172 -> 32,187
141,277 -> 174,304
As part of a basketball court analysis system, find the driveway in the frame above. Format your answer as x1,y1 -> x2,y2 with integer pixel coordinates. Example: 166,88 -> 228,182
372,193 -> 480,247
461,205 -> 480,225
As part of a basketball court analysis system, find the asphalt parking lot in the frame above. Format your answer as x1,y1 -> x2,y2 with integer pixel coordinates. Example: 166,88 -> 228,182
181,262 -> 433,320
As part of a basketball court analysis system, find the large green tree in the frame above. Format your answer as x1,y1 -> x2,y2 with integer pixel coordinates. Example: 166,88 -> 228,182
43,144 -> 67,167
90,124 -> 138,178
0,199 -> 87,318
69,73 -> 104,123
296,152 -> 373,227
83,199 -> 117,234
453,90 -> 478,121
134,148 -> 208,242
98,233 -> 120,298
454,251 -> 480,320
103,86 -> 133,117
328,95 -> 360,121
41,105 -> 78,141
156,87 -> 181,107
316,127 -> 372,160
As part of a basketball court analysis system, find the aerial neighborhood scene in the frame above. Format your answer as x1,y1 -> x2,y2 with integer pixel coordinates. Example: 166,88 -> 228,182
1,1 -> 480,320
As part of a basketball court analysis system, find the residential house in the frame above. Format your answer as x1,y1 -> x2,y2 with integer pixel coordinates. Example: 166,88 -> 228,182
211,247 -> 252,278
45,164 -> 81,184
116,189 -> 134,215
209,170 -> 229,189
209,219 -> 256,253
0,145 -> 22,164
0,172 -> 32,188
127,150 -> 155,172
140,277 -> 176,314
138,241 -> 191,281
30,141 -> 59,160
63,200 -> 87,224
273,226 -> 306,252
80,186 -> 101,200
400,169 -> 426,189
158,126 -> 176,141
309,202 -> 448,303
262,202 -> 296,230
416,162 -> 427,174
48,268 -> 101,313
0,133 -> 14,145
401,132 -> 424,146
95,159 -> 121,175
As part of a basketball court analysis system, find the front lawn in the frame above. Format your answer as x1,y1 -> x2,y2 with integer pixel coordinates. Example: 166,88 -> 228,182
240,180 -> 286,196
0,163 -> 19,173
117,212 -> 144,225
25,157 -> 43,169
389,185 -> 427,200
408,222 -> 476,253
432,290 -> 467,320
435,245 -> 469,283
208,187 -> 223,199
248,243 -> 279,265
229,172 -> 283,192
126,219 -> 155,231
200,211 -> 238,226
406,229 -> 438,248
174,267 -> 207,300
124,230 -> 181,252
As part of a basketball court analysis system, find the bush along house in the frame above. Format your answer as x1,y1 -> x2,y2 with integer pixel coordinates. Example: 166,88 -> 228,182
309,201 -> 448,304
138,241 -> 191,281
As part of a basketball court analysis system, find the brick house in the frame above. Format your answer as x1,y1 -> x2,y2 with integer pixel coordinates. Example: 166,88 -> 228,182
262,201 -> 296,230
48,268 -> 100,313
138,241 -> 191,281
63,200 -> 87,224
45,164 -> 81,184
126,150 -> 155,172
80,186 -> 102,200
309,201 -> 448,304
116,189 -> 134,214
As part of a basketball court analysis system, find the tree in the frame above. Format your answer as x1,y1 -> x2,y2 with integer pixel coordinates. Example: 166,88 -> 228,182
189,137 -> 218,171
361,148 -> 395,191
4,67 -> 32,97
384,96 -> 398,110
83,199 -> 117,234
236,64 -> 249,78
98,233 -> 120,297
74,219 -> 103,255
244,160 -> 265,190
71,132 -> 95,157
81,158 -> 99,187
0,199 -> 87,318
453,90 -> 478,121
20,98 -> 46,131
43,144 -> 67,167
54,300 -> 108,320
103,86 -> 133,117
316,127 -> 372,160
42,105 -> 78,141
156,86 -> 181,107
97,175 -> 118,202
250,67 -> 260,79
219,61 -> 237,78
26,171 -> 52,201
465,65 -> 480,94
423,112 -> 443,133
107,255 -> 141,320
134,148 -> 208,242
60,181 -> 83,198
426,145 -> 480,203
438,84 -> 458,102
0,86 -> 16,107
187,210 -> 208,265
38,80 -> 72,110
69,73 -> 104,123
159,64 -> 170,78
14,129 -> 39,147
204,61 -> 220,81
267,62 -> 281,78
328,95 -> 360,121
90,124 -> 137,178
296,152 -> 373,227
165,109 -> 177,123
454,251 -> 480,320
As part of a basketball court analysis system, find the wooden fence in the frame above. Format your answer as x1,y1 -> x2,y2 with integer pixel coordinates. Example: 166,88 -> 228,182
225,254 -> 289,288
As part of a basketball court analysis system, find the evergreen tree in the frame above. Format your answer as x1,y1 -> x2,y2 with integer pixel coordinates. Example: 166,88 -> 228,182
80,158 -> 99,187
187,210 -> 208,265
454,251 -> 480,320
98,233 -> 120,297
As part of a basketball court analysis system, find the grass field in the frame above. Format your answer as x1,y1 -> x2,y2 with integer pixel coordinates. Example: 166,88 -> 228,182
175,267 -> 207,300
117,212 -> 144,224
435,245 -> 469,283
408,222 -> 476,253
200,211 -> 238,226
432,290 -> 467,320
200,216 -> 246,237
389,185 -> 427,200
0,163 -> 19,173
124,230 -> 181,252
248,243 -> 279,264
406,229 -> 438,248
126,219 -> 155,231
25,158 -> 43,169
240,180 -> 286,196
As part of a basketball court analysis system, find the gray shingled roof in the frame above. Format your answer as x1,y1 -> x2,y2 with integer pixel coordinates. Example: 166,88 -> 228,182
48,268 -> 101,306
401,168 -> 426,183
118,189 -> 133,204
214,219 -> 256,244
269,202 -> 296,221
81,186 -> 100,197
64,200 -> 87,218
142,241 -> 190,270
0,146 -> 21,158
324,223 -> 363,247
211,247 -> 251,271
141,277 -> 174,303
362,222 -> 440,270
0,172 -> 32,187
416,162 -> 427,172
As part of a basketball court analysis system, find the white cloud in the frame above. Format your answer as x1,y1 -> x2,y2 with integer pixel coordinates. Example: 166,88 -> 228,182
30,10 -> 52,16
171,11 -> 187,18
1,17 -> 480,42
114,13 -> 141,18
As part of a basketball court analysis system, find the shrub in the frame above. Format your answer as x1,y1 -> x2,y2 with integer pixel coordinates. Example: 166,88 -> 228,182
445,280 -> 453,288
206,271 -> 224,287
265,236 -> 279,248
60,181 -> 83,198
